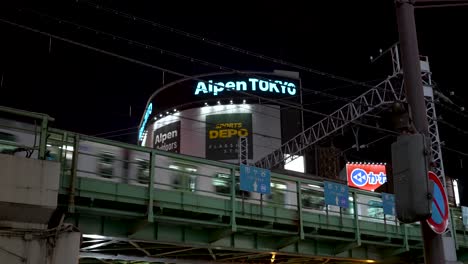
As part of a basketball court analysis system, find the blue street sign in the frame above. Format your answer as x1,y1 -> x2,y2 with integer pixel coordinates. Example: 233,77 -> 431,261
462,206 -> 468,227
240,164 -> 271,194
324,181 -> 349,208
382,192 -> 395,216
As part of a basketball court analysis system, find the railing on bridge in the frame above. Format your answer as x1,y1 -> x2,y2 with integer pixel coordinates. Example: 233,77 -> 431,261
2,105 -> 468,261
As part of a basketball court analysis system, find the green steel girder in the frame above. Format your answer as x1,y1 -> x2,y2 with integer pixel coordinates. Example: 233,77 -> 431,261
70,213 -> 402,262
63,175 -> 422,242
65,200 -> 427,263
45,128 -> 468,262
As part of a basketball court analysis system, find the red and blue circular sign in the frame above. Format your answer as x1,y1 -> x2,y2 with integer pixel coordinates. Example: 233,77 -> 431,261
427,171 -> 449,234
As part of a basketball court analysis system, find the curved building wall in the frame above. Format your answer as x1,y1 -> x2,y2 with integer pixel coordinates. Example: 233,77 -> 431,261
142,104 -> 281,164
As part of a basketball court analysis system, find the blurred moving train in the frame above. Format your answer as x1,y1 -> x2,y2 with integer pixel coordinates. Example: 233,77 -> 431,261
0,118 -> 396,224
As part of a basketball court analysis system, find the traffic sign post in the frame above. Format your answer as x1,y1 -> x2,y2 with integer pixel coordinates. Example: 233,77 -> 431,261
427,171 -> 449,234
382,193 -> 396,216
324,181 -> 349,208
240,164 -> 271,195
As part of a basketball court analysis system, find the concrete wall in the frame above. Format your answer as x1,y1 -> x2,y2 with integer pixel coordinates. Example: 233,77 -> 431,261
0,229 -> 81,264
0,154 -> 60,224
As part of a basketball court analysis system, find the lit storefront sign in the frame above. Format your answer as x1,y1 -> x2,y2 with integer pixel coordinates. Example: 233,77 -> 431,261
346,162 -> 387,191
195,78 -> 297,96
154,121 -> 180,153
206,113 -> 253,160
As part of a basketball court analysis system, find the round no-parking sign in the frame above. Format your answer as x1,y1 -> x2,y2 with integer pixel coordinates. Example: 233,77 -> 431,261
427,171 -> 449,234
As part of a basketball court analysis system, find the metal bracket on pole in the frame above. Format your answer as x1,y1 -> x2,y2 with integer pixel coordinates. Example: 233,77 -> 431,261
39,116 -> 48,160
238,136 -> 248,215
352,127 -> 360,151
68,134 -> 79,213
238,136 -> 248,165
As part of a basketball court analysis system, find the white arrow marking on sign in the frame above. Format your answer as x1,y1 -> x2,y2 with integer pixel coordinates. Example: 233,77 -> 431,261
335,196 -> 339,206
354,172 -> 366,182
253,181 -> 258,192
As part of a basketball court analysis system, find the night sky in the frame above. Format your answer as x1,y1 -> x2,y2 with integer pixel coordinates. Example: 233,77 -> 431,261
0,1 -> 467,176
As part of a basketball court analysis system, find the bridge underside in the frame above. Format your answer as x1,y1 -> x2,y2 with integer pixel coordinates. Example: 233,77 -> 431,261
61,176 -> 429,264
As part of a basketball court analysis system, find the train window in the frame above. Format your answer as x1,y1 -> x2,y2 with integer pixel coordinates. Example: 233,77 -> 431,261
136,159 -> 150,184
302,188 -> 325,210
266,181 -> 287,205
368,200 -> 384,219
0,131 -> 16,142
0,131 -> 17,153
213,173 -> 230,194
98,152 -> 115,178
212,173 -> 250,198
170,163 -> 197,192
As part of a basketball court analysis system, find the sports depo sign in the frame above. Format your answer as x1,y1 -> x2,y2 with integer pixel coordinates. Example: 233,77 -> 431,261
346,163 -> 387,191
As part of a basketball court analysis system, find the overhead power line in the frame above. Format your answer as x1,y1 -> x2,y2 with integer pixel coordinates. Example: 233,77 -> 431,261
17,7 -> 383,110
78,0 -> 378,90
0,17 -> 399,138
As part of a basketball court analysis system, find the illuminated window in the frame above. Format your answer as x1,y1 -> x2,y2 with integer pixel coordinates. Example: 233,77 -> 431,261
266,181 -> 287,205
98,152 -> 115,178
136,159 -> 150,184
301,187 -> 325,210
367,200 -> 384,219
170,163 -> 198,192
0,131 -> 17,153
212,173 -> 250,198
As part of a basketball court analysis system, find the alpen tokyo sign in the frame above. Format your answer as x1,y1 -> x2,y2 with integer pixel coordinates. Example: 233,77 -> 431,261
194,78 -> 297,96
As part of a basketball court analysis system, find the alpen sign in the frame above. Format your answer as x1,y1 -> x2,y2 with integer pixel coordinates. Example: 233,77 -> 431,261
154,121 -> 180,153
194,78 -> 297,96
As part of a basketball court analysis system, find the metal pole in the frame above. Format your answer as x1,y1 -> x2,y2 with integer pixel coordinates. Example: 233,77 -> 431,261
68,134 -> 79,213
147,151 -> 156,222
395,1 -> 447,262
39,116 -> 48,160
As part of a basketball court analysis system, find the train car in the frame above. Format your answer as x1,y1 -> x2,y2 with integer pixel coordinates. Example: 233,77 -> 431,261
0,118 -> 408,225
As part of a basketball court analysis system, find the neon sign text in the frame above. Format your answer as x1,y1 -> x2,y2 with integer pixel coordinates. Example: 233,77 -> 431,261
195,78 -> 297,96
138,103 -> 153,140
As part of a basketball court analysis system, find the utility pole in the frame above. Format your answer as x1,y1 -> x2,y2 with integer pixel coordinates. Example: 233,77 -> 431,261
395,1 -> 457,263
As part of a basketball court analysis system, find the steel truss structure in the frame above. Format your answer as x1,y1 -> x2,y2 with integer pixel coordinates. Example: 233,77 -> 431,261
421,57 -> 447,187
255,75 -> 405,169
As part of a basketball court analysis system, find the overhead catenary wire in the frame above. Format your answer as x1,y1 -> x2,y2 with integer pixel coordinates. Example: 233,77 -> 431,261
77,0 -> 379,90
0,17 -> 399,138
16,7 -> 384,110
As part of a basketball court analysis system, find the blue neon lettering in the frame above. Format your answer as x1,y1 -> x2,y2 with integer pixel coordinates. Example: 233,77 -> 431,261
195,82 -> 208,95
208,80 -> 213,92
236,81 -> 247,91
225,81 -> 235,90
259,80 -> 269,91
138,103 -> 153,140
195,79 -> 297,96
275,80 -> 286,94
214,82 -> 224,96
249,78 -> 259,91
287,83 -> 297,95
269,81 -> 280,93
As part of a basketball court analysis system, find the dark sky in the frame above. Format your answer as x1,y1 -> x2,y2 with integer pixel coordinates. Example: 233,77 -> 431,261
0,1 -> 467,175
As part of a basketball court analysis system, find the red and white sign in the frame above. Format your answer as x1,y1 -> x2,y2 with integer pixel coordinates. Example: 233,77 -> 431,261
346,163 -> 387,191
427,171 -> 449,234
